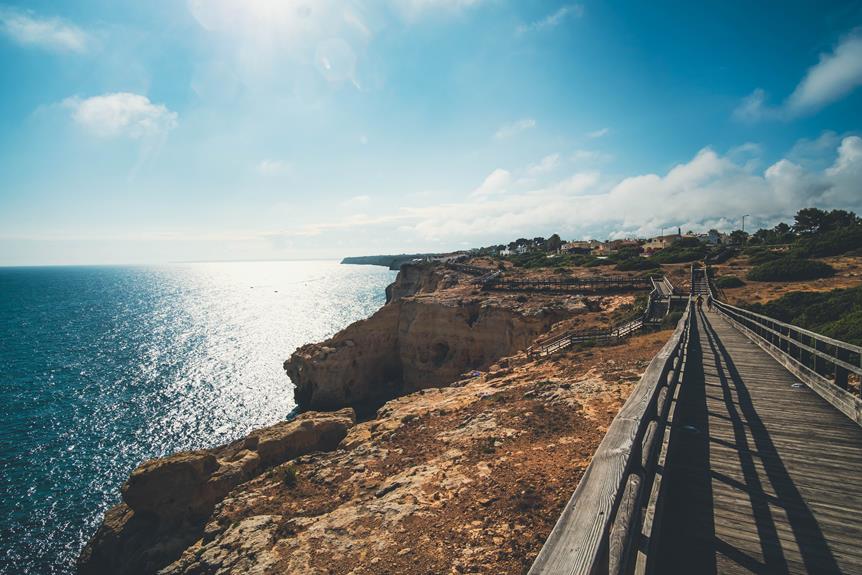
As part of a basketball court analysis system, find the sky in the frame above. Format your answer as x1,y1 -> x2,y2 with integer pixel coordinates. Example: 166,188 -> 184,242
1,0 -> 861,265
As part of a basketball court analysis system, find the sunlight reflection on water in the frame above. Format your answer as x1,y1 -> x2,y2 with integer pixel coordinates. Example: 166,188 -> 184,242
0,261 -> 395,574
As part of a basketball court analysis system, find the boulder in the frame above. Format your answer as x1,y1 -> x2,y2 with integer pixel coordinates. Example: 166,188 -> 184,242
80,409 -> 356,575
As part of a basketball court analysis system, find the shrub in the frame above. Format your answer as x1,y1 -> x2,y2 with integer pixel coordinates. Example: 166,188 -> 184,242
820,310 -> 862,345
510,252 -> 576,269
747,250 -> 785,265
715,276 -> 745,289
583,257 -> 614,267
283,464 -> 298,488
746,286 -> 862,346
791,226 -> 862,258
615,258 -> 661,271
706,248 -> 737,264
747,258 -> 835,282
652,244 -> 707,263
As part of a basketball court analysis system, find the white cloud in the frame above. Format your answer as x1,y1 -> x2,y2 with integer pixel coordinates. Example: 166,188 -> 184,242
586,127 -> 609,139
527,153 -> 560,175
736,30 -> 862,121
494,118 -> 535,139
787,31 -> 862,114
733,88 -> 771,121
257,159 -> 291,175
272,137 -> 862,244
471,168 -> 512,197
63,93 -> 178,138
0,7 -> 89,53
516,4 -> 583,35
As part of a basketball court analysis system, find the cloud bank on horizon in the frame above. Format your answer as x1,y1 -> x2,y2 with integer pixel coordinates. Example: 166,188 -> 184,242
0,1 -> 861,264
280,134 -> 862,244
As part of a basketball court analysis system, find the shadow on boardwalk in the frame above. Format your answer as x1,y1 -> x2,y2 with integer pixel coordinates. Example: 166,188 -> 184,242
655,310 -> 852,574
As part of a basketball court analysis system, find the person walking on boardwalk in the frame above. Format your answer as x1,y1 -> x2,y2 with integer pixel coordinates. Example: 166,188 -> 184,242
706,293 -> 713,311
696,294 -> 703,310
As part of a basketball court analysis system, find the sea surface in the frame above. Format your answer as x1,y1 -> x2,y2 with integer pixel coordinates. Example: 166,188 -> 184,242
0,261 -> 396,574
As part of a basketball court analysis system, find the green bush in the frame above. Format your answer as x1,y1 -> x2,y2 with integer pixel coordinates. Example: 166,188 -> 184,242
615,258 -> 661,271
715,276 -> 745,289
747,250 -> 785,265
283,464 -> 298,488
746,286 -> 862,345
747,257 -> 835,282
792,226 -> 862,258
820,310 -> 862,345
583,257 -> 614,267
509,252 -> 574,269
706,248 -> 737,264
652,244 -> 707,263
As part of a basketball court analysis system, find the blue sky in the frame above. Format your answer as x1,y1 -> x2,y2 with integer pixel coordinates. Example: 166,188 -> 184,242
1,1 -> 861,265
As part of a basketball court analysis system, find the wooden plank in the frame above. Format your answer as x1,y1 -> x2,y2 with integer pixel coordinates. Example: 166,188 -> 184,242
654,310 -> 862,574
528,307 -> 690,574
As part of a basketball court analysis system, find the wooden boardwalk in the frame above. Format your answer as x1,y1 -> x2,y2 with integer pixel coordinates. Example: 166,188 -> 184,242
655,309 -> 862,574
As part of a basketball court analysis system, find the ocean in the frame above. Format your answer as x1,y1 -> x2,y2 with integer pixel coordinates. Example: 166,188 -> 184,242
0,261 -> 396,574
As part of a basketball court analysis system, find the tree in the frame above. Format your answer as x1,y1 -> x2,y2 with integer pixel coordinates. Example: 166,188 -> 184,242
793,208 -> 860,235
822,209 -> 860,232
794,208 -> 827,235
547,234 -> 562,253
729,229 -> 749,245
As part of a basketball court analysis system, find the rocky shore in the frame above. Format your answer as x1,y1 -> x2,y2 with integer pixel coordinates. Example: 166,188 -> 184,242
79,261 -> 669,574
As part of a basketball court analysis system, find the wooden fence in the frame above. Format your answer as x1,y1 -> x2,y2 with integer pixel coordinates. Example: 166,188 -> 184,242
484,275 -> 654,293
528,277 -> 673,359
528,302 -> 693,574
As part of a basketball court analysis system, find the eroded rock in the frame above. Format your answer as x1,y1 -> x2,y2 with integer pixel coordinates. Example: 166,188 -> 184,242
78,409 -> 355,575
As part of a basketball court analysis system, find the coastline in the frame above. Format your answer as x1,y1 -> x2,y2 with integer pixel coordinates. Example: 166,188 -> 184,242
78,259 -> 672,573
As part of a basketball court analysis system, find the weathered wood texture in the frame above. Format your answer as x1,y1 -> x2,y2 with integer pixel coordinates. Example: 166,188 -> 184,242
655,309 -> 862,574
528,306 -> 691,574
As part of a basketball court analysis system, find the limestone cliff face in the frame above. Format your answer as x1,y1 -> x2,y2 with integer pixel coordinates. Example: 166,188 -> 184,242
285,264 -> 571,411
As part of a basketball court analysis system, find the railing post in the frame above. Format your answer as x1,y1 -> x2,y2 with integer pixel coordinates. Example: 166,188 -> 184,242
834,346 -> 849,391
814,338 -> 826,377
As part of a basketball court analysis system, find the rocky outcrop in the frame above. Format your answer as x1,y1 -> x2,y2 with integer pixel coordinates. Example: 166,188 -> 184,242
385,261 -> 450,302
285,293 -> 574,411
153,330 -> 667,575
78,409 -> 355,575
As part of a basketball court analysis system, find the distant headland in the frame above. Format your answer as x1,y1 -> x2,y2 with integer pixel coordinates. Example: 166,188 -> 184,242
340,253 -> 446,270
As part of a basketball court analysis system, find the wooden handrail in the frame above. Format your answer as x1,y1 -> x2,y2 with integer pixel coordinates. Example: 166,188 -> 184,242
702,264 -> 862,424
529,303 -> 693,574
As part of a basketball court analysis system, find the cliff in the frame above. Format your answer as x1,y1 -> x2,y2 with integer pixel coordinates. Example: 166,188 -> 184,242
285,263 -> 584,411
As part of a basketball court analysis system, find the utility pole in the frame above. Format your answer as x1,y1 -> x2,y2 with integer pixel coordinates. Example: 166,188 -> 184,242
742,214 -> 750,233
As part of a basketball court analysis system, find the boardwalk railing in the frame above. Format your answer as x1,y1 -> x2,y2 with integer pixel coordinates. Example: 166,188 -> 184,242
529,303 -> 693,574
529,319 -> 646,358
445,262 -> 493,276
528,277 -> 673,359
484,275 -> 654,293
702,265 -> 862,425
